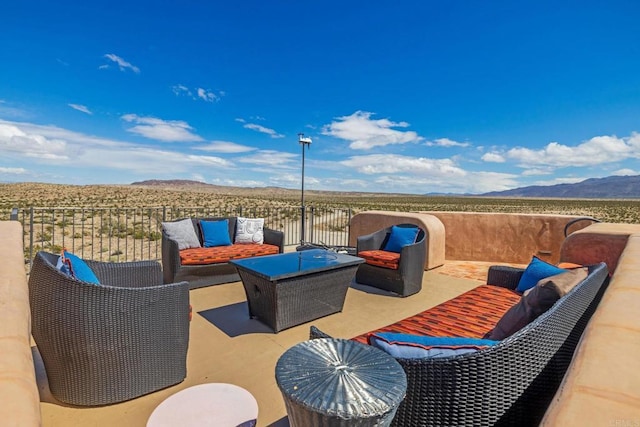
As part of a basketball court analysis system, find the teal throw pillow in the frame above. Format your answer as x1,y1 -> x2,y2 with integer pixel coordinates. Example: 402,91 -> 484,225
369,332 -> 497,359
516,256 -> 567,293
383,225 -> 419,253
63,251 -> 100,285
200,219 -> 232,247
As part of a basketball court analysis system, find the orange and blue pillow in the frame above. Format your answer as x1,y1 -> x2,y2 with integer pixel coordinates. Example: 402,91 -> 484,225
383,225 -> 419,253
368,332 -> 497,359
516,256 -> 566,293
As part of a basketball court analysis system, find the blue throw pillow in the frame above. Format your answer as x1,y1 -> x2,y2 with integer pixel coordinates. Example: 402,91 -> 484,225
383,225 -> 419,253
200,219 -> 232,247
516,256 -> 567,293
63,251 -> 100,285
369,332 -> 497,359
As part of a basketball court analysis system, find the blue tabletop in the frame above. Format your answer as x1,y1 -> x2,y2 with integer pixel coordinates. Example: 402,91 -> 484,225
230,249 -> 364,281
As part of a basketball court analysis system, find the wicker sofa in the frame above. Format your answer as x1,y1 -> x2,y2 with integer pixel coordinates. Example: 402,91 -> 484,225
162,216 -> 284,289
311,261 -> 609,427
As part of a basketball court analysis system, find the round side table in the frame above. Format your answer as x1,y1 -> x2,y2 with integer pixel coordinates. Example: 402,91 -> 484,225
147,383 -> 258,427
275,338 -> 407,427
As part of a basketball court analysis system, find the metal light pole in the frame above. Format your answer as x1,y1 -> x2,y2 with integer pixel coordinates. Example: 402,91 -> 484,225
299,133 -> 312,245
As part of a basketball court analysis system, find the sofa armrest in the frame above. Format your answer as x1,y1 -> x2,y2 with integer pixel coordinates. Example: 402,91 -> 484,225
161,232 -> 183,284
264,228 -> 285,252
487,265 -> 524,290
357,229 -> 388,252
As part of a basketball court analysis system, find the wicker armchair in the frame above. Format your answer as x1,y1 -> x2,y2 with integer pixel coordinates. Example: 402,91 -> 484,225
311,262 -> 609,426
28,251 -> 190,406
356,224 -> 427,297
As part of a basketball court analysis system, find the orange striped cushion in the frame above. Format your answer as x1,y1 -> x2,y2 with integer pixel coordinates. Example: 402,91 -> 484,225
180,243 -> 279,265
353,284 -> 521,344
358,250 -> 400,270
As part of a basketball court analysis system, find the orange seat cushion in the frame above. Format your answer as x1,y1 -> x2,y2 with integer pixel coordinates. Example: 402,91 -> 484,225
358,250 -> 400,270
179,243 -> 279,265
353,284 -> 521,344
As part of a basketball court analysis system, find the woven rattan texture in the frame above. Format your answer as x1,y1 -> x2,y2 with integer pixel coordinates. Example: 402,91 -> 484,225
29,251 -> 190,406
239,265 -> 359,332
312,263 -> 609,426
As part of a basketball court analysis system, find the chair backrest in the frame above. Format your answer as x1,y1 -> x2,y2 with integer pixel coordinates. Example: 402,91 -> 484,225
29,251 -> 190,406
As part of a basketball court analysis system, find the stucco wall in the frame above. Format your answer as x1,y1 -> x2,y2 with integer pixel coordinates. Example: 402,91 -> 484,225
560,222 -> 640,274
0,221 -> 41,426
542,227 -> 640,425
424,212 -> 593,264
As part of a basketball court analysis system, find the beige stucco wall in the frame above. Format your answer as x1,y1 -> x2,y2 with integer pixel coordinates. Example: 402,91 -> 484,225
423,212 -> 593,264
349,210 -> 445,270
0,221 -> 41,426
560,222 -> 640,274
542,227 -> 640,425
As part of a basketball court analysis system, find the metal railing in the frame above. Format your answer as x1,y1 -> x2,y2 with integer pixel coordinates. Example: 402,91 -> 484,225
12,206 -> 352,267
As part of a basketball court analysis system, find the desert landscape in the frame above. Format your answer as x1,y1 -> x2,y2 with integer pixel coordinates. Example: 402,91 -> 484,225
2,181 -> 640,264
2,181 -> 640,222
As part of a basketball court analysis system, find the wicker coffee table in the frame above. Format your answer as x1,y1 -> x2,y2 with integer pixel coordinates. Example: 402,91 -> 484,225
230,249 -> 364,332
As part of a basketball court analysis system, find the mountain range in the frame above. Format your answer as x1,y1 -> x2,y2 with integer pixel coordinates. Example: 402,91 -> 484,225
132,175 -> 640,199
479,175 -> 640,198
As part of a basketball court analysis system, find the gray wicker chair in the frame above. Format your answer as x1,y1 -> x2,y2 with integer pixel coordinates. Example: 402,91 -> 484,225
28,251 -> 190,406
311,262 -> 609,426
356,224 -> 427,297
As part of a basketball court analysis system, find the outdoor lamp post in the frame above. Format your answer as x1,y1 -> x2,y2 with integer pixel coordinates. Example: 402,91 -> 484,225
299,133 -> 312,245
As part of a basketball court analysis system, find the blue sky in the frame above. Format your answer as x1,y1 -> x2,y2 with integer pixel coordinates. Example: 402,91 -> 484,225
1,1 -> 639,194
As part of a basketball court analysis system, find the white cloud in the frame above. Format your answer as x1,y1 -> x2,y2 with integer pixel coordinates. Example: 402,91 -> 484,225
173,85 -> 222,103
172,85 -> 192,97
210,178 -> 268,187
243,123 -> 284,138
121,114 -> 203,142
197,88 -> 218,102
0,123 -> 69,160
340,154 -> 466,177
237,150 -> 297,167
507,133 -> 640,168
0,101 -> 29,119
481,152 -> 506,163
322,111 -> 423,150
426,138 -> 470,148
0,120 -> 232,176
68,104 -> 93,115
533,177 -> 586,186
0,167 -> 27,174
102,54 -> 140,73
353,170 -> 518,194
196,141 -> 256,153
612,168 -> 637,176
521,168 -> 553,176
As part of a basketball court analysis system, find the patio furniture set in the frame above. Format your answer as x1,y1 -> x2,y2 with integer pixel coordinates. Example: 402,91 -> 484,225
25,215 -> 611,426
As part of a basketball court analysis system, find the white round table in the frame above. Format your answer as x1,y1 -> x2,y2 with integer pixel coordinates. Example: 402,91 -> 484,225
147,383 -> 258,427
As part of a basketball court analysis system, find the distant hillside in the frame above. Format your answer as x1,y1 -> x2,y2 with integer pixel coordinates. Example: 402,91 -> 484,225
480,175 -> 640,198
